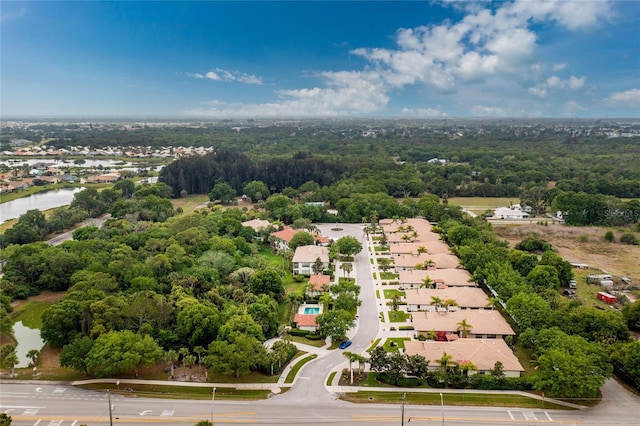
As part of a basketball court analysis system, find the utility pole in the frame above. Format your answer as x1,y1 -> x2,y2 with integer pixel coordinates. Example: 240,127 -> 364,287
210,387 -> 216,424
401,392 -> 405,426
107,389 -> 113,426
440,392 -> 444,426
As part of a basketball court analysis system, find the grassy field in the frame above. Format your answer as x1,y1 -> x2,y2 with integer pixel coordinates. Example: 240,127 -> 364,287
494,223 -> 640,288
448,197 -> 520,210
170,194 -> 211,212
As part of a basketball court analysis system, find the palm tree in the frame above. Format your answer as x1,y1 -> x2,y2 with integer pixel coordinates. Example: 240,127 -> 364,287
417,246 -> 428,254
164,349 -> 178,378
486,297 -> 502,310
178,347 -> 190,376
430,296 -> 443,308
456,318 -> 472,338
443,299 -> 458,311
437,352 -> 456,388
193,346 -> 205,375
343,351 -> 360,384
422,276 -> 434,289
341,262 -> 353,279
26,349 -> 39,368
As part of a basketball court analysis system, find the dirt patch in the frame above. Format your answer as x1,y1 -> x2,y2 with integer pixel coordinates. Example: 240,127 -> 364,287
494,223 -> 640,281
10,291 -> 65,312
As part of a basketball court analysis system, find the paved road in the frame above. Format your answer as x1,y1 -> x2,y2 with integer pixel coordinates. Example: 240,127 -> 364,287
45,214 -> 111,246
3,222 -> 640,424
270,223 -> 379,403
2,381 -> 639,425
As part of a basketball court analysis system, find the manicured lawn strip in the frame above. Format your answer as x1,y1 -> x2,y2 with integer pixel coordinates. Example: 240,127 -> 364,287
447,197 -> 520,210
79,383 -> 270,400
388,310 -> 410,323
327,371 -> 337,386
366,339 -> 381,352
383,289 -> 405,299
382,337 -> 410,352
380,272 -> 399,280
290,335 -> 326,348
340,391 -> 569,409
285,354 -> 317,383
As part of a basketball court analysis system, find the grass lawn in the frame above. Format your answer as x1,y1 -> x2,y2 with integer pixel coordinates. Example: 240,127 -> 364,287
285,354 -> 317,383
388,310 -> 410,323
341,390 -> 568,409
448,197 -> 520,210
170,194 -> 210,212
380,272 -> 399,280
382,337 -> 410,352
383,289 -> 406,300
367,338 -> 381,352
290,335 -> 326,348
79,383 -> 271,400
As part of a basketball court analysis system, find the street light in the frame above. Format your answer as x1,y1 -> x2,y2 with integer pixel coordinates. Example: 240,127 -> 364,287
440,392 -> 444,426
210,387 -> 216,424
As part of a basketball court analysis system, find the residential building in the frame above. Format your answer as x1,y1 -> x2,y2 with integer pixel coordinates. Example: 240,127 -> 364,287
404,339 -> 524,377
411,309 -> 515,339
404,287 -> 490,312
292,245 -> 330,275
398,269 -> 475,288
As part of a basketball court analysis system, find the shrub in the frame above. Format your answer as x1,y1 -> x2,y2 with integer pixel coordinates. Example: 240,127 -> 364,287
288,328 -> 309,337
399,326 -> 414,331
604,230 -> 615,242
620,233 -> 639,245
293,274 -> 306,282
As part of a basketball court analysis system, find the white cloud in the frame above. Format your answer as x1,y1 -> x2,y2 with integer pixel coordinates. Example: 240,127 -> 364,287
183,0 -> 613,117
568,76 -> 585,90
528,86 -> 547,98
188,68 -> 263,85
401,107 -> 447,117
547,76 -> 564,89
563,100 -> 587,116
605,89 -> 640,107
542,75 -> 586,91
471,105 -> 510,117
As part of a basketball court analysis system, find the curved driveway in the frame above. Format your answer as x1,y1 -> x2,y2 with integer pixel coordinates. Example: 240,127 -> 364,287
269,223 -> 378,404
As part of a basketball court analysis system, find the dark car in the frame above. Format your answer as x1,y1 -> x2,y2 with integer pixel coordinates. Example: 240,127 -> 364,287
339,340 -> 352,349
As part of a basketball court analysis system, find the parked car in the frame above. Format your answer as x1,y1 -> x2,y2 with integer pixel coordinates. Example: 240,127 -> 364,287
568,280 -> 577,289
339,340 -> 352,349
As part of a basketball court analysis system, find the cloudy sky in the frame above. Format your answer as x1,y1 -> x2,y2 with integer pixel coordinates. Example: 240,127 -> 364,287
2,1 -> 638,118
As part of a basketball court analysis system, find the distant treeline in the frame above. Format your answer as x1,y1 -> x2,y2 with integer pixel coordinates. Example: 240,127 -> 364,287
159,151 -> 381,197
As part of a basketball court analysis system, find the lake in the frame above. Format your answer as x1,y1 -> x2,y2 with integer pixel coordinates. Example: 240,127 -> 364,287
0,187 -> 84,224
12,321 -> 45,368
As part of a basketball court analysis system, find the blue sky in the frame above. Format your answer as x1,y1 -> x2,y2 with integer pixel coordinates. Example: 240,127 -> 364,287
1,1 -> 638,118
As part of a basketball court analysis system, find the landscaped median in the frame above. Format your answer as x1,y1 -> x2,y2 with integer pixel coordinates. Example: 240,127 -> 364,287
334,387 -> 586,410
72,378 -> 281,400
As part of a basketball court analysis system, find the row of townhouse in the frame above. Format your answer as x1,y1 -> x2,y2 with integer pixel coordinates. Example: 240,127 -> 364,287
378,218 -> 524,377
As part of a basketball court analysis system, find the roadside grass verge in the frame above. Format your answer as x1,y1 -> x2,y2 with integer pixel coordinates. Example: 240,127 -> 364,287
327,371 -> 337,386
367,338 -> 381,352
340,391 -> 570,409
285,354 -> 317,383
78,383 -> 270,400
290,335 -> 326,348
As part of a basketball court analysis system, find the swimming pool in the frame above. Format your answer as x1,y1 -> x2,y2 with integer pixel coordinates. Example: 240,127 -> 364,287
304,307 -> 320,315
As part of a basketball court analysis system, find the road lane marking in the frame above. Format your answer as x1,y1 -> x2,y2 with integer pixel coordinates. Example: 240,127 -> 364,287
507,410 -> 514,420
545,411 -> 553,421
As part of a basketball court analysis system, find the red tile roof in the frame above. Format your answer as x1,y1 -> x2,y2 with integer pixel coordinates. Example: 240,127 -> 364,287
293,314 -> 318,327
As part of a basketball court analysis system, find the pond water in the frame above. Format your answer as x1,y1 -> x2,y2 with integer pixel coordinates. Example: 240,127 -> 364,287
0,187 -> 84,224
12,321 -> 44,368
1,158 -> 134,168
